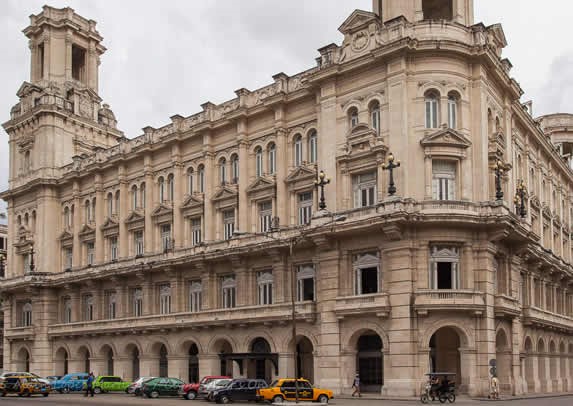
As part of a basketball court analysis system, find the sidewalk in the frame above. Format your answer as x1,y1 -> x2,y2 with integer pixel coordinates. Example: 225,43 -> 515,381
336,392 -> 573,402
473,392 -> 573,401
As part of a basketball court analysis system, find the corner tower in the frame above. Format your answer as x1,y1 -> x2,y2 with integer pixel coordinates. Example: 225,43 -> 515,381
373,0 -> 474,26
3,5 -> 123,185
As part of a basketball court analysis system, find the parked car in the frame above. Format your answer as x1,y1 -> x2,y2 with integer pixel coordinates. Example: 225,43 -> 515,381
0,376 -> 51,397
181,375 -> 231,400
213,378 -> 268,404
0,372 -> 50,385
141,377 -> 184,398
127,376 -> 155,395
51,373 -> 89,393
46,376 -> 62,382
92,375 -> 131,394
257,379 -> 333,404
202,378 -> 233,401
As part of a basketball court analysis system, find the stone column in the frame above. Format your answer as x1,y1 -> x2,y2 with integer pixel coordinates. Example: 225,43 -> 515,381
94,174 -> 105,263
142,280 -> 153,316
118,166 -> 129,258
116,280 -> 127,318
237,121 -> 249,232
2,296 -> 13,370
459,348 -> 479,396
168,355 -> 187,381
200,354 -> 220,377
70,289 -> 80,323
114,356 -> 131,382
317,80 -> 339,211
278,352 -> 293,378
90,356 -> 106,376
144,156 -> 155,254
67,357 -> 84,374
273,256 -> 286,304
72,181 -> 81,267
172,156 -> 184,249
202,133 -> 215,241
140,355 -> 159,377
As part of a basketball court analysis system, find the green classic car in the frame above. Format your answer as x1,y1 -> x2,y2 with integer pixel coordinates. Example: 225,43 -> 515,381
92,376 -> 131,394
141,377 -> 184,398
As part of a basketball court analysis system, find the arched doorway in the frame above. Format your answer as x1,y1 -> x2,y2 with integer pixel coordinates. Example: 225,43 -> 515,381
356,332 -> 383,392
429,327 -> 461,386
212,339 -> 233,376
78,346 -> 90,373
55,348 -> 69,376
297,337 -> 314,383
524,337 -> 534,393
159,344 -> 168,377
189,343 -> 199,383
126,345 -> 140,381
16,348 -> 30,372
495,330 -> 512,393
549,341 -> 557,391
100,345 -> 114,376
559,342 -> 567,390
537,339 -> 546,392
249,338 -> 272,382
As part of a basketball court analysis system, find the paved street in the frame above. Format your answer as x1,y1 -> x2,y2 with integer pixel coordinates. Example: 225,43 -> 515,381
0,394 -> 572,406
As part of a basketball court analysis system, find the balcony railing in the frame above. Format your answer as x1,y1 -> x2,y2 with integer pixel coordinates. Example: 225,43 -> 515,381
334,292 -> 390,319
522,306 -> 573,333
414,289 -> 486,316
494,294 -> 521,318
47,301 -> 316,337
4,326 -> 35,340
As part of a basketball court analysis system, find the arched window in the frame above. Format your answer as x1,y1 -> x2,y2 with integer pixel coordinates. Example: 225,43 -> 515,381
140,183 -> 146,209
22,302 -> 32,327
85,200 -> 91,222
308,131 -> 318,164
167,174 -> 174,201
63,207 -> 70,229
198,165 -> 205,193
255,147 -> 263,177
369,101 -> 381,135
115,191 -> 120,216
423,0 -> 453,20
25,212 -> 29,226
349,107 -> 359,128
158,177 -> 165,203
219,158 -> 227,185
107,193 -> 114,217
268,143 -> 277,175
187,168 -> 194,194
231,154 -> 239,183
131,185 -> 138,210
294,135 -> 303,167
425,90 -> 440,129
447,92 -> 459,129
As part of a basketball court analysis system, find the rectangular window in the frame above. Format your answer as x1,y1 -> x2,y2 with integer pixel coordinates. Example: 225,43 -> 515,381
223,210 -> 235,240
159,284 -> 171,315
259,201 -> 273,233
432,160 -> 456,200
23,253 -> 30,274
62,297 -> 72,324
258,271 -> 274,305
297,265 -> 315,302
222,276 -> 236,309
64,247 -> 73,270
133,288 -> 143,317
105,291 -> 117,319
191,218 -> 202,246
86,242 -> 95,265
189,281 -> 202,312
429,246 -> 460,290
298,192 -> 313,225
84,295 -> 94,321
353,172 -> 377,208
21,302 -> 32,327
134,230 -> 144,257
161,224 -> 172,251
72,45 -> 86,82
109,236 -> 118,261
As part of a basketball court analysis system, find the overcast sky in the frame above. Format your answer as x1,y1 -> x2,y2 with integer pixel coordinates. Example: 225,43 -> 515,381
1,0 -> 573,215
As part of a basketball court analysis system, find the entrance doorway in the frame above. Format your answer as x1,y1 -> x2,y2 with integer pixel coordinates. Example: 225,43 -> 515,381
189,343 -> 199,383
429,327 -> 461,388
297,337 -> 314,383
250,338 -> 272,382
356,333 -> 383,392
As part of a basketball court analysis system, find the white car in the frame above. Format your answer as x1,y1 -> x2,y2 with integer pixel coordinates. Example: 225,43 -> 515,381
0,372 -> 51,385
200,378 -> 232,400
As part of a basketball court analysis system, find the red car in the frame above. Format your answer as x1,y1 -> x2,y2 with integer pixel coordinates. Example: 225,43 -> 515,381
181,376 -> 231,400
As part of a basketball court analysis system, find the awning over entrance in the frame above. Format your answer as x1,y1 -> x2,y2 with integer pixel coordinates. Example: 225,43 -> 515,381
218,352 -> 279,375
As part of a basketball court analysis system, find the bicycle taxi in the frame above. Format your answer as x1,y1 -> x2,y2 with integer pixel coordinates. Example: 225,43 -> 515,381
420,372 -> 456,403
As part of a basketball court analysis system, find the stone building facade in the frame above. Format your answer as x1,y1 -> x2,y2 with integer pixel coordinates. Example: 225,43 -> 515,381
1,0 -> 573,397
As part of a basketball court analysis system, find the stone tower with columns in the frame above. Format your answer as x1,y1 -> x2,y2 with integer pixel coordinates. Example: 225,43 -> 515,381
372,0 -> 474,26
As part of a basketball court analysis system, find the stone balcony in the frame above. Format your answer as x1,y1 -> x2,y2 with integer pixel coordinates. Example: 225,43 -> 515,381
334,293 -> 390,319
494,294 -> 522,318
4,326 -> 36,341
47,301 -> 316,338
522,306 -> 573,333
413,289 -> 486,316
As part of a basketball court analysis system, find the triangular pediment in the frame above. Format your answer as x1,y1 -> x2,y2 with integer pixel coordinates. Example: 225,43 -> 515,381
181,194 -> 204,209
125,211 -> 145,224
58,230 -> 73,241
338,10 -> 378,34
285,166 -> 316,184
79,224 -> 95,235
100,217 -> 119,230
420,128 -> 471,149
246,177 -> 276,194
211,186 -> 238,202
151,203 -> 173,218
16,82 -> 42,98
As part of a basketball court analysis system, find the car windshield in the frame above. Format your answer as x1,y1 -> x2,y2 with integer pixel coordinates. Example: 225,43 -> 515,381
215,380 -> 231,387
270,380 -> 278,388
5,378 -> 18,384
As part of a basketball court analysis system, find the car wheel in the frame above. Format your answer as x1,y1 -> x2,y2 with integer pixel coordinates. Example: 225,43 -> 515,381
220,395 -> 230,404
25,390 -> 31,397
150,391 -> 160,399
317,395 -> 329,404
62,387 -> 70,394
94,387 -> 102,394
186,391 -> 197,400
272,395 -> 284,404
43,393 -> 49,397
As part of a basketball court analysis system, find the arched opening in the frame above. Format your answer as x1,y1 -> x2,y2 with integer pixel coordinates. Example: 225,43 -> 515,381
101,345 -> 114,376
249,338 -> 272,382
559,342 -> 567,390
126,345 -> 140,381
424,90 -> 440,129
495,330 -> 512,393
356,331 -> 383,392
212,339 -> 233,376
549,341 -> 557,390
538,339 -> 547,392
78,346 -> 90,373
188,343 -> 199,383
422,0 -> 453,20
16,348 -> 30,372
297,337 -> 314,383
159,344 -> 168,377
524,337 -> 534,393
429,327 -> 461,388
348,107 -> 359,128
55,348 -> 69,376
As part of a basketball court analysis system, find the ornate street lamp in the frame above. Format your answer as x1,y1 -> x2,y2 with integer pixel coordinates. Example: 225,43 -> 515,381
493,160 -> 509,201
514,180 -> 528,218
382,152 -> 401,196
314,170 -> 331,210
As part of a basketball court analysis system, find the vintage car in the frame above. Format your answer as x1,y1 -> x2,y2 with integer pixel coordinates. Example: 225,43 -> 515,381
212,378 -> 268,404
51,372 -> 89,393
257,379 -> 332,404
92,375 -> 132,394
180,375 -> 231,400
127,376 -> 155,395
0,372 -> 51,385
141,377 -> 184,398
0,376 -> 51,397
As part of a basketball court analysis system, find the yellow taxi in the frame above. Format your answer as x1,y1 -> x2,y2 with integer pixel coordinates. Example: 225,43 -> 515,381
0,376 -> 51,397
257,378 -> 332,404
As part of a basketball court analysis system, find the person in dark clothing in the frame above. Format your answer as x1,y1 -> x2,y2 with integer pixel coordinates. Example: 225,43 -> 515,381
84,372 -> 95,397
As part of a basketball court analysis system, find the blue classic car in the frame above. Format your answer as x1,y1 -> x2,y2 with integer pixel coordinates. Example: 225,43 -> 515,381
51,373 -> 89,393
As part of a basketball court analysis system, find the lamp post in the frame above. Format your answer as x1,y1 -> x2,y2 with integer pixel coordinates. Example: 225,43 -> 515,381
514,180 -> 527,218
382,152 -> 401,196
493,160 -> 508,201
314,170 -> 331,210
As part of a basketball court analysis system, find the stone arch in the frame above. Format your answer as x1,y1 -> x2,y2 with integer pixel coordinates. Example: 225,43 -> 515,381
77,345 -> 91,373
54,346 -> 69,376
208,336 -> 235,376
342,322 -> 390,352
304,126 -> 319,139
175,337 -> 203,354
207,335 -> 237,354
364,93 -> 385,109
100,344 -> 115,376
244,331 -> 278,353
279,327 -> 319,353
538,338 -> 547,392
124,343 -> 141,381
175,338 -> 201,384
418,82 -> 446,98
146,338 -> 173,355
148,342 -> 169,378
14,345 -> 31,372
341,100 -> 362,117
523,336 -> 534,392
495,328 -> 512,393
247,337 -> 273,382
421,319 -> 473,350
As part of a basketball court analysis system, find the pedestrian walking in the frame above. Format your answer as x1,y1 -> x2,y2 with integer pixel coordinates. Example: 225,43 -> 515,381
84,372 -> 95,397
351,374 -> 361,397
490,375 -> 500,400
